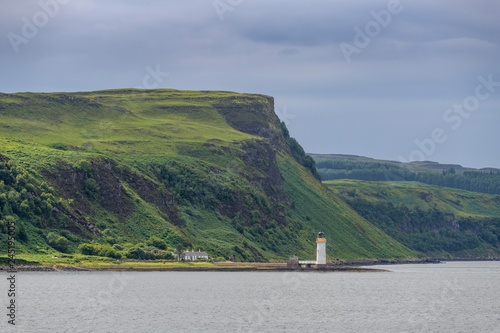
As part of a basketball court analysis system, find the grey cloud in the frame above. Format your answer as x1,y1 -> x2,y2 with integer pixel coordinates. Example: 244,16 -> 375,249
0,0 -> 499,167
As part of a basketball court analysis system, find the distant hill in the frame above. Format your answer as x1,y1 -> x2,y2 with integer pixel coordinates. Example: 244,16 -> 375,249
0,89 -> 416,264
325,180 -> 500,258
310,154 -> 500,195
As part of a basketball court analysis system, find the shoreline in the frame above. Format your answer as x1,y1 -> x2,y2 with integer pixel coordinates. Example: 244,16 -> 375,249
338,257 -> 500,267
0,266 -> 388,272
331,258 -> 440,267
0,262 -> 389,273
2,257 -> 498,273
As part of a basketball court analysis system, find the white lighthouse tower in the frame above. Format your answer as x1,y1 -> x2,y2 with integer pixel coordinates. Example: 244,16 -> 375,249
316,231 -> 327,265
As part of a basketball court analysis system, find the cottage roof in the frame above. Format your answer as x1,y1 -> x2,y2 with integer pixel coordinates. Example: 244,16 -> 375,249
183,251 -> 208,256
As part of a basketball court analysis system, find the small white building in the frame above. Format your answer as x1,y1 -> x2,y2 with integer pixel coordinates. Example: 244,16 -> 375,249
296,231 -> 328,268
180,249 -> 209,261
316,231 -> 327,265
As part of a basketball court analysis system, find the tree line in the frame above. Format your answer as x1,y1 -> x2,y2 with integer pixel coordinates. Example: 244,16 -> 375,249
316,160 -> 500,195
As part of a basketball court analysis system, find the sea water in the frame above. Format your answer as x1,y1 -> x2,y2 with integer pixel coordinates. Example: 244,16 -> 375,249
2,261 -> 499,332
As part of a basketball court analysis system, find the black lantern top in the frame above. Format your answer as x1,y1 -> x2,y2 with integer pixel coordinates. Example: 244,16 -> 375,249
318,231 -> 325,238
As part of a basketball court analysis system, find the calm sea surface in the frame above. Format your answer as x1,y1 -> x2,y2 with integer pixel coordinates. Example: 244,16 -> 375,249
2,261 -> 499,333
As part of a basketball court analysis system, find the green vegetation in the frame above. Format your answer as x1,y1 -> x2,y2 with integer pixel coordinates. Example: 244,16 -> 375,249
312,154 -> 500,195
0,89 -> 416,264
326,180 -> 500,258
279,156 -> 416,260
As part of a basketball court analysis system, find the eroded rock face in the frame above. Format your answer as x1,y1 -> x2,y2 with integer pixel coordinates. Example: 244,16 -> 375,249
213,95 -> 279,139
238,139 -> 288,225
45,157 -> 182,236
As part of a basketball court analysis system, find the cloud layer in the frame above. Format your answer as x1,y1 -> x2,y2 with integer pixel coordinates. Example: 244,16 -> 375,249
1,0 -> 499,167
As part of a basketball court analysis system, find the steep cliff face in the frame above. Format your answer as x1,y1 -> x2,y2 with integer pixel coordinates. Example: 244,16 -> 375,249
0,89 -> 415,261
214,94 -> 279,139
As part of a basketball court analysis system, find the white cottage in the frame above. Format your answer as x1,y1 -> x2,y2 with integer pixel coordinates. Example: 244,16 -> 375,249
180,249 -> 209,261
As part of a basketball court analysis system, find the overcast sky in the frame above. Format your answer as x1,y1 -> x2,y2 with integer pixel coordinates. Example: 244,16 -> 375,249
1,0 -> 499,168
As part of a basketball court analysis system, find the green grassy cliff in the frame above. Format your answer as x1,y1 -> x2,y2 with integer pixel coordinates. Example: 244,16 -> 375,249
0,89 -> 415,263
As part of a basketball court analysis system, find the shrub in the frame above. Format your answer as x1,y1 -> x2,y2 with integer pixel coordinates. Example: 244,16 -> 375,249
78,243 -> 101,256
16,221 -> 28,242
77,243 -> 120,258
103,247 -> 122,259
126,246 -> 174,260
126,247 -> 146,259
47,232 -> 70,252
146,236 -> 167,250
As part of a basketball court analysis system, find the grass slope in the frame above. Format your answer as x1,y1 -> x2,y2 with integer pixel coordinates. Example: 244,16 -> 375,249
279,157 -> 416,260
0,89 -> 415,263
